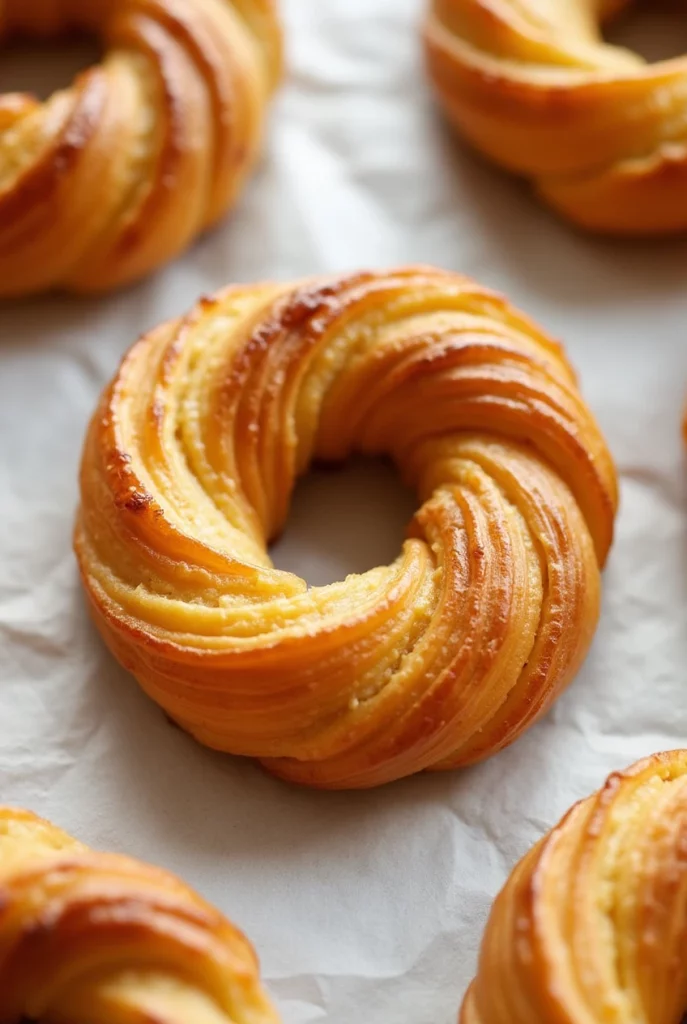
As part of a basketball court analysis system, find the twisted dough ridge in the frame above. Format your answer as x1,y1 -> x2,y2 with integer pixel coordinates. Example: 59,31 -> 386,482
0,807 -> 278,1023
75,266 -> 618,789
424,0 -> 687,235
0,0 -> 282,295
461,750 -> 687,1023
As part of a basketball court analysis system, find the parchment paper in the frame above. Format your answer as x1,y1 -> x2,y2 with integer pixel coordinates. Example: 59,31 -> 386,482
2,2 -> 687,1021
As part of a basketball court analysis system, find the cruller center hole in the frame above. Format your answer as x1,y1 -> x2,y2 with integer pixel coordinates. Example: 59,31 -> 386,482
0,35 -> 101,100
270,456 -> 418,587
603,1 -> 687,63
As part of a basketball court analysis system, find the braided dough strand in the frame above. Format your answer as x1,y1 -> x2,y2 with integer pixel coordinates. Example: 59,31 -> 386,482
75,266 -> 618,789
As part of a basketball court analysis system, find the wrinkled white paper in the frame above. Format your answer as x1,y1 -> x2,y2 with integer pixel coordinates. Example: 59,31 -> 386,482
2,2 -> 687,1021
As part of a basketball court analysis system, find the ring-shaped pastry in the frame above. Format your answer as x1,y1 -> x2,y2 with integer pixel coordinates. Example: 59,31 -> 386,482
0,0 -> 282,295
75,266 -> 618,789
424,0 -> 687,235
461,750 -> 687,1022
5,753 -> 684,1023
0,807 -> 279,1022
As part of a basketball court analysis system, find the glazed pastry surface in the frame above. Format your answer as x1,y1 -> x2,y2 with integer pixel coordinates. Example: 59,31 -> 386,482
6,751 -> 686,1024
425,0 -> 687,235
75,265 -> 618,789
0,807 -> 278,1023
461,749 -> 687,1023
0,0 -> 282,295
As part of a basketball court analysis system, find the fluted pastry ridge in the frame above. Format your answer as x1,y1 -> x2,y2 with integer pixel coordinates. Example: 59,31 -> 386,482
0,0 -> 282,295
424,0 -> 687,235
75,265 -> 618,789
